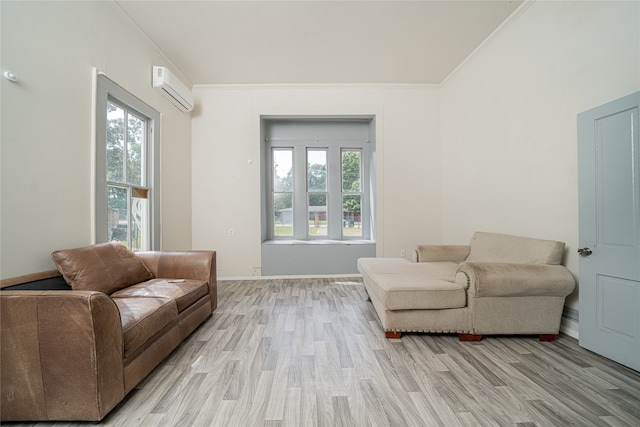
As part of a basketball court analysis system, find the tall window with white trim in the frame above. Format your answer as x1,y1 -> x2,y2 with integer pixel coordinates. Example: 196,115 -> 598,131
342,149 -> 362,237
96,74 -> 160,250
264,117 -> 373,242
307,148 -> 328,237
272,148 -> 294,236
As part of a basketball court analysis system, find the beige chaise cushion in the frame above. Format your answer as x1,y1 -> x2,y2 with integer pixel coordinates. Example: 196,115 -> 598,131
357,258 -> 465,310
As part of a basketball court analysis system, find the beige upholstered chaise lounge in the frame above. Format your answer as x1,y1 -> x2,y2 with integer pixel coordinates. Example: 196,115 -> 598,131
357,232 -> 575,341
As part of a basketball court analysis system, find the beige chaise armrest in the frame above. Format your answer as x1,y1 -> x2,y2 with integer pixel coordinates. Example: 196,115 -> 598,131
1,291 -> 124,421
456,262 -> 576,298
415,245 -> 471,263
136,250 -> 217,310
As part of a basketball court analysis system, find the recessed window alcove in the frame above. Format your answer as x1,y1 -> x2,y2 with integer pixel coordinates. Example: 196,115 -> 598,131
260,116 -> 377,275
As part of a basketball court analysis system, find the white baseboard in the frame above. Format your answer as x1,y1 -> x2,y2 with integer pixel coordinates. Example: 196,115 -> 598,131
560,317 -> 579,339
218,273 -> 363,281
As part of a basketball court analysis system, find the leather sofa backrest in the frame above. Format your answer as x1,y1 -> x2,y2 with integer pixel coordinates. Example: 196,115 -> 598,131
51,242 -> 154,294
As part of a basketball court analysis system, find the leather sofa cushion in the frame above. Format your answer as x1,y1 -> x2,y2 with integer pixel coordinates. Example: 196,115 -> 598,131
112,297 -> 177,357
358,258 -> 466,310
51,243 -> 153,294
111,279 -> 209,313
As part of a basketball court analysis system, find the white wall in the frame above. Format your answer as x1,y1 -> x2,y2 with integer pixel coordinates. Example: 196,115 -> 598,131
440,0 -> 640,317
4,0 -> 633,313
0,1 -> 193,278
192,85 -> 441,277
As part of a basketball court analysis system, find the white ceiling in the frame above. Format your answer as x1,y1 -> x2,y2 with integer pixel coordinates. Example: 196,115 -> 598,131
115,0 -> 523,85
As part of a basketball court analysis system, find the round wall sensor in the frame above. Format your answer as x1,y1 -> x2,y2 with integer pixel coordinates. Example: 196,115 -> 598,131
3,71 -> 18,82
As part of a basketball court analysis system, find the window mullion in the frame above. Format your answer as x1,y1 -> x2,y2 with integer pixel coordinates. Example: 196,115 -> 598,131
126,186 -> 132,246
293,147 -> 307,239
361,145 -> 370,239
327,147 -> 342,239
123,110 -> 129,185
123,110 -> 131,247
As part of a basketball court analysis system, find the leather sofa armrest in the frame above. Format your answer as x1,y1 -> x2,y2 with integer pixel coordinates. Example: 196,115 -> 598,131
136,250 -> 217,310
1,291 -> 124,421
456,262 -> 576,298
415,245 -> 470,263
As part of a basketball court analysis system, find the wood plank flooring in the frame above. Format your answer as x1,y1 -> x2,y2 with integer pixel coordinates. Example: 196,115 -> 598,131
7,277 -> 640,426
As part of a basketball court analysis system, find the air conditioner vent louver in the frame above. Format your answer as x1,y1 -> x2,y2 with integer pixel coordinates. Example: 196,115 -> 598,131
152,66 -> 194,113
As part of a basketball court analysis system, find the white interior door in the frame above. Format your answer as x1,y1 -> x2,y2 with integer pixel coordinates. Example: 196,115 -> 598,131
577,92 -> 640,371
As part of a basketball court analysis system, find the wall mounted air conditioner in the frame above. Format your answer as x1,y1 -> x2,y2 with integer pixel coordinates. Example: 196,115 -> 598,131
152,66 -> 194,113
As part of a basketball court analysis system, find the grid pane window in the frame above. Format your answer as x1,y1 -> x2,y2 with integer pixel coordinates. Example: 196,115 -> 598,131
273,193 -> 293,236
307,149 -> 327,192
263,122 -> 371,242
127,114 -> 145,186
97,75 -> 159,251
107,185 -> 128,242
273,149 -> 293,236
307,149 -> 328,237
105,101 -> 151,250
342,150 -> 362,237
107,103 -> 125,183
309,194 -> 327,236
342,150 -> 361,192
273,149 -> 293,192
130,188 -> 149,251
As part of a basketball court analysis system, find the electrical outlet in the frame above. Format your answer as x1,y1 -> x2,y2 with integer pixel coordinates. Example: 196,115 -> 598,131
400,250 -> 406,257
228,228 -> 234,237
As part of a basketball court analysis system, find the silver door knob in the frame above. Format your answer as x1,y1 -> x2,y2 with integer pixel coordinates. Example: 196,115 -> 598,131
578,247 -> 593,256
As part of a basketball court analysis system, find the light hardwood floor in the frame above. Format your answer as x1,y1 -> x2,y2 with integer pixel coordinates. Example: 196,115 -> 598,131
9,277 -> 640,426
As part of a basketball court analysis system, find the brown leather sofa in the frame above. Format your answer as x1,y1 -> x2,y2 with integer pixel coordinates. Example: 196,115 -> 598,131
0,243 -> 217,422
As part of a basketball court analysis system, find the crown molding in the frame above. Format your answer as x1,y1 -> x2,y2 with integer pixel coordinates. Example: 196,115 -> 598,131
107,0 -> 193,86
440,0 -> 536,87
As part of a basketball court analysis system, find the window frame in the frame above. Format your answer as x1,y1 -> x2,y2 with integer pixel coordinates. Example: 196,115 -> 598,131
306,147 -> 329,239
95,74 -> 161,250
266,137 -> 371,241
341,148 -> 364,239
271,147 -> 295,237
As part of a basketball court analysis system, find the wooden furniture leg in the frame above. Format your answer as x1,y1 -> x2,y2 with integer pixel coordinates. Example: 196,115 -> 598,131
459,333 -> 482,341
539,334 -> 556,342
385,331 -> 402,339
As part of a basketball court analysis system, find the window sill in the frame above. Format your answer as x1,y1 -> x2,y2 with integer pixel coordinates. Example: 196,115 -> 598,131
262,239 -> 375,245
